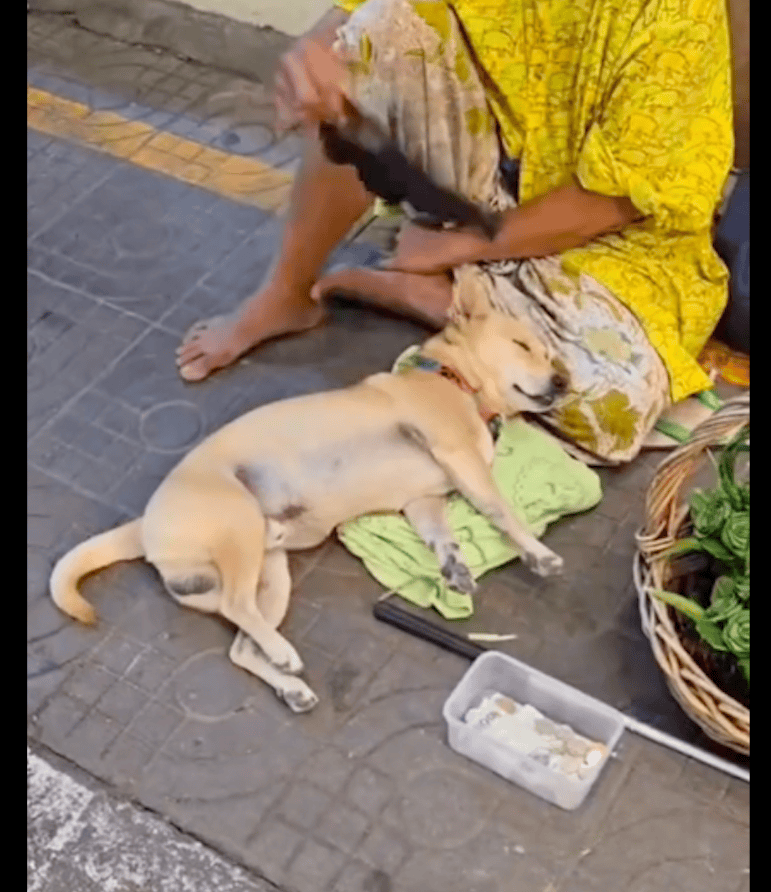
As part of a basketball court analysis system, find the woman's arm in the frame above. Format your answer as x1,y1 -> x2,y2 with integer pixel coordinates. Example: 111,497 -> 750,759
388,179 -> 645,273
480,179 -> 644,261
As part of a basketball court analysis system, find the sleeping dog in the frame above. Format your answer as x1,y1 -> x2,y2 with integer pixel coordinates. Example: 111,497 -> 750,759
51,275 -> 567,712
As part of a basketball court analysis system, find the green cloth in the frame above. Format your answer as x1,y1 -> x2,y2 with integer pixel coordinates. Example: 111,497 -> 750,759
337,355 -> 602,618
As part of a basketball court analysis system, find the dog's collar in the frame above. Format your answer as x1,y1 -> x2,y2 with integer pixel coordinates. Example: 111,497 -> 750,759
413,354 -> 501,434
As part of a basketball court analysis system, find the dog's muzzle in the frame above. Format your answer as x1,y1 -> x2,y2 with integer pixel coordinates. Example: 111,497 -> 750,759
515,372 -> 570,407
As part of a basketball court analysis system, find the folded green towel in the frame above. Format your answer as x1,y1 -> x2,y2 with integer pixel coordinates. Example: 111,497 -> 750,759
337,355 -> 602,618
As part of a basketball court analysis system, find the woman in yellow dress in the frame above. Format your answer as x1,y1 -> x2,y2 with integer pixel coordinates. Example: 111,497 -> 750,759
176,0 -> 733,465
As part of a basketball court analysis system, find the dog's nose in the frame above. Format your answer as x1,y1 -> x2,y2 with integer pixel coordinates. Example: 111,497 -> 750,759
551,372 -> 569,393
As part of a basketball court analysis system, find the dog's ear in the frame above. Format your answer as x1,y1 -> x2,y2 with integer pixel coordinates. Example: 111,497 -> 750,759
449,267 -> 492,326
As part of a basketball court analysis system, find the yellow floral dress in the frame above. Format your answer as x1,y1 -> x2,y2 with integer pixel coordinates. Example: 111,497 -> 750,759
333,0 -> 734,461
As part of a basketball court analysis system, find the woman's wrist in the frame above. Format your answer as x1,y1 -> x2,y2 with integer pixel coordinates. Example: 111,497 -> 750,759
388,224 -> 492,273
441,227 -> 493,267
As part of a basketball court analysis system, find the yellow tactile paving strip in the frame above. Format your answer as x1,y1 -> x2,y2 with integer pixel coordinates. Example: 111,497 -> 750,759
27,85 -> 294,213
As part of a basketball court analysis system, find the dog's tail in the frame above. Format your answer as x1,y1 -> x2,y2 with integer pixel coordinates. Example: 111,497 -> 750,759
50,519 -> 145,624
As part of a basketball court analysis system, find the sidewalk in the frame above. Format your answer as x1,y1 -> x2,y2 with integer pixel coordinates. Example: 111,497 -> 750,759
28,11 -> 749,892
28,744 -> 273,892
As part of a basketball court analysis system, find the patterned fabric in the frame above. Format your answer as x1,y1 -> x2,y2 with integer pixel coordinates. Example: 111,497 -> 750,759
451,263 -> 670,464
334,0 -> 734,403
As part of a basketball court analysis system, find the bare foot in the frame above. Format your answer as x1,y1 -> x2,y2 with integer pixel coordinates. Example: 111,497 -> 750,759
176,289 -> 325,382
310,268 -> 453,328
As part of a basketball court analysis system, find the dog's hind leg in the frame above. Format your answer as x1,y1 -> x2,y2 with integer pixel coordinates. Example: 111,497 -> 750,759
229,631 -> 318,713
221,580 -> 304,675
254,548 -> 292,629
163,563 -> 222,613
217,530 -> 304,676
403,495 -> 476,594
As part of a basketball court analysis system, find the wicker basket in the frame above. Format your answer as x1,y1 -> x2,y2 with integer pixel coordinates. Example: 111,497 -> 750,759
634,393 -> 750,754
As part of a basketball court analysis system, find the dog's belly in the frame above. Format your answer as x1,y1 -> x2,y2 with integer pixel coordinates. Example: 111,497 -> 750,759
236,433 -> 449,549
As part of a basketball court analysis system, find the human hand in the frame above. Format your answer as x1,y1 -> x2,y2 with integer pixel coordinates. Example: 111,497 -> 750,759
274,36 -> 350,132
386,222 -> 487,274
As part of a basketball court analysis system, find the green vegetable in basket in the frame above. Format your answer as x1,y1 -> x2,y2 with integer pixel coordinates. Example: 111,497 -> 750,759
705,576 -> 742,622
694,616 -> 729,652
718,427 -> 750,512
690,489 -> 730,537
721,510 -> 749,558
723,609 -> 750,658
652,426 -> 749,686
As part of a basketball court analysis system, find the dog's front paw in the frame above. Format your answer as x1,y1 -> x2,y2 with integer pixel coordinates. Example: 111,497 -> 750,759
280,678 -> 319,713
440,550 -> 477,594
522,545 -> 563,578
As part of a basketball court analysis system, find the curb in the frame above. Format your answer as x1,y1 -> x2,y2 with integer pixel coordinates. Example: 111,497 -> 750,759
28,1 -> 293,85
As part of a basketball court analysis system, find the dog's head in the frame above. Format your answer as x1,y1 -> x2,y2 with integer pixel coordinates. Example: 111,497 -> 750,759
426,277 -> 569,418
462,312 -> 569,416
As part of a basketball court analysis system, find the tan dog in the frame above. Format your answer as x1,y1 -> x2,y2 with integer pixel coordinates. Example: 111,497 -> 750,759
50,292 -> 568,712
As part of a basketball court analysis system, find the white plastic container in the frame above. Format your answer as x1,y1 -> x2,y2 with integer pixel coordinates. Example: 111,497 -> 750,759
443,651 -> 625,810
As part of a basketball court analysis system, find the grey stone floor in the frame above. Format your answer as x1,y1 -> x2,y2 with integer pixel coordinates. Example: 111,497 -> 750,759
28,11 -> 749,892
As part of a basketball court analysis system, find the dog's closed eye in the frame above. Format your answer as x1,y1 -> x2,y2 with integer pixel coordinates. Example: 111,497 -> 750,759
513,339 -> 531,352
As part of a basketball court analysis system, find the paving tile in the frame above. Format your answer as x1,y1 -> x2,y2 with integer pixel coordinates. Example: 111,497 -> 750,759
27,651 -> 72,718
92,399 -> 142,441
75,563 -> 160,627
572,763 -> 749,890
356,823 -> 410,875
97,731 -> 157,790
28,464 -> 126,564
90,632 -> 147,676
332,861 -> 393,892
246,817 -> 304,885
295,746 -> 357,796
734,874 -> 750,892
277,781 -> 334,832
344,766 -> 395,819
623,735 -> 687,786
58,710 -> 124,772
303,608 -> 371,659
28,310 -> 147,443
718,775 -> 750,824
32,168 -> 259,324
678,756 -> 733,802
395,843 -> 554,892
142,768 -> 288,858
125,699 -> 184,749
121,647 -> 178,692
60,663 -> 118,707
314,800 -> 370,854
562,857 -> 746,892
28,593 -> 107,664
159,711 -> 315,788
116,590 -> 191,645
144,602 -> 234,664
27,138 -> 115,240
287,838 -> 347,892
31,692 -> 89,745
94,679 -> 149,725
333,689 -> 452,762
164,650 -> 256,719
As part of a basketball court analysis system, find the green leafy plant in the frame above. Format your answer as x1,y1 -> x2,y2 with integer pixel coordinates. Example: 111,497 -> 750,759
651,426 -> 749,685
